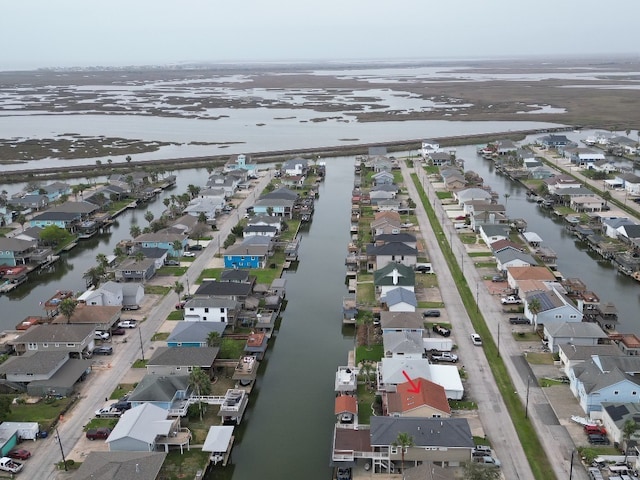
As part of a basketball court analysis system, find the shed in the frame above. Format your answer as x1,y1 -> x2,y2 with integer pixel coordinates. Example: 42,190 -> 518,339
202,426 -> 235,465
0,422 -> 39,441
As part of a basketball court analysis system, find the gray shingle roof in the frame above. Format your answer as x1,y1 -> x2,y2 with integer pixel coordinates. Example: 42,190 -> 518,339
12,324 -> 95,343
73,451 -> 167,480
0,351 -> 68,375
167,321 -> 227,343
195,281 -> 253,296
370,417 -> 474,448
382,287 -> 418,307
148,347 -> 219,367
128,375 -> 190,402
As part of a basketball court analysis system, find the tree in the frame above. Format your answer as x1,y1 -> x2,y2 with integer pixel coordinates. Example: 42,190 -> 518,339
359,361 -> 375,389
187,184 -> 201,199
113,246 -> 124,257
172,240 -> 184,256
126,155 -> 132,164
173,280 -> 184,300
463,461 -> 501,480
83,267 -> 101,288
58,298 -> 78,324
130,225 -> 141,239
197,212 -> 207,225
623,420 -> 638,462
392,432 -> 414,475
207,331 -> 221,348
527,297 -> 542,328
0,396 -> 11,422
503,193 -> 511,206
40,225 -> 72,246
602,190 -> 612,209
358,311 -> 374,350
144,210 -> 154,225
96,253 -> 108,270
189,367 -> 212,396
163,198 -> 171,209
107,158 -> 113,165
134,251 -> 145,262
96,160 -> 102,167
15,213 -> 27,231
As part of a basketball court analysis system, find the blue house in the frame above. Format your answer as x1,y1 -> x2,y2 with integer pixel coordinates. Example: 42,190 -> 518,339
133,231 -> 188,257
28,182 -> 71,202
538,134 -> 570,148
30,211 -> 81,230
224,153 -> 257,173
0,238 -> 40,266
127,374 -> 191,412
224,236 -> 272,269
167,321 -> 227,348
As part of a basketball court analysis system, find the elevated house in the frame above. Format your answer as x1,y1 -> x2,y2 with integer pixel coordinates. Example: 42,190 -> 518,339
382,331 -> 424,359
166,321 -> 227,348
429,152 -> 452,166
7,194 -> 49,211
564,147 -> 606,167
50,304 -> 122,332
544,322 -> 609,353
478,224 -> 511,246
524,287 -> 583,330
223,236 -> 273,269
374,262 -> 416,297
194,280 -> 253,307
127,374 -> 191,412
421,139 -> 441,157
224,153 -> 257,173
183,297 -> 240,324
495,249 -> 538,271
371,171 -> 394,186
132,231 -> 188,257
374,232 -> 417,249
0,238 -> 53,267
378,358 -> 463,400
544,175 -> 582,195
538,134 -> 570,148
9,324 -> 95,357
73,451 -> 167,480
384,377 -> 452,418
146,347 -> 219,379
557,344 -> 624,377
379,312 -> 424,334
281,157 -> 308,176
115,258 -> 157,283
381,287 -> 418,312
366,242 -> 418,271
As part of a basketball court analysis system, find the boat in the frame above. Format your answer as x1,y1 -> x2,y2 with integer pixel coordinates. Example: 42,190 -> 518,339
15,316 -> 43,331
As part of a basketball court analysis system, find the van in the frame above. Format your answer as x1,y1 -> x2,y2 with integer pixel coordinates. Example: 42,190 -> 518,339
588,434 -> 610,445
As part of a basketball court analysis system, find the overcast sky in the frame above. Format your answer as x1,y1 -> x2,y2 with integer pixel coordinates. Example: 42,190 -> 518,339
3,0 -> 640,70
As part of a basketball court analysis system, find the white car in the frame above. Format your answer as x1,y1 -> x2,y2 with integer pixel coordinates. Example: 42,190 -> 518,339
94,331 -> 110,340
470,333 -> 482,346
501,295 -> 522,305
118,320 -> 137,329
183,252 -> 196,257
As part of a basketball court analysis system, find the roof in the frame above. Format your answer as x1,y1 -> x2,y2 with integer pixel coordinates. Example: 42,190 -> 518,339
184,297 -> 239,310
547,322 -> 608,339
490,239 -> 525,252
139,247 -> 168,258
107,403 -> 173,444
134,231 -> 186,243
167,321 -> 226,343
479,224 -> 511,237
12,323 -> 95,343
335,395 -> 358,415
382,287 -> 418,307
379,312 -> 424,330
370,417 -> 473,448
0,237 -> 36,252
495,249 -> 537,265
220,269 -> 251,282
558,344 -> 623,361
523,231 -> 543,243
367,242 -> 418,257
148,346 -> 219,367
508,266 -> 556,281
128,375 -> 190,402
374,262 -> 415,287
72,451 -> 167,480
387,377 -> 451,416
383,331 -> 424,356
194,281 -> 253,297
202,426 -> 234,453
375,233 -> 416,244
51,304 -> 121,325
602,402 -> 640,426
0,351 -> 68,375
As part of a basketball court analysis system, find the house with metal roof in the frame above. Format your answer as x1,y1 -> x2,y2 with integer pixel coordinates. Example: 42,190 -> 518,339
374,262 -> 415,297
381,287 -> 417,312
600,402 -> 640,445
379,312 -> 424,333
382,331 -> 424,359
202,426 -> 235,466
478,224 -> 510,246
366,242 -> 418,271
544,321 -> 609,353
146,347 -> 219,378
495,249 -> 537,271
378,358 -> 463,400
73,451 -> 167,480
166,321 -> 226,348
524,287 -> 583,330
10,323 -> 95,356
557,344 -> 623,377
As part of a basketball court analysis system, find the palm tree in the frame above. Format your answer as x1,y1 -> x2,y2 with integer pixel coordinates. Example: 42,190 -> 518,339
623,420 -> 638,463
144,210 -> 154,225
207,331 -> 221,348
189,367 -> 212,421
134,251 -> 145,263
126,155 -> 132,164
83,267 -> 101,288
503,193 -> 511,206
359,361 -> 375,390
15,213 -> 27,232
358,311 -> 374,350
58,298 -> 78,324
602,190 -> 612,209
173,280 -> 184,300
527,297 -> 542,329
129,225 -> 141,239
187,184 -> 201,199
172,240 -> 184,257
96,253 -> 108,270
163,198 -> 171,209
392,432 -> 414,476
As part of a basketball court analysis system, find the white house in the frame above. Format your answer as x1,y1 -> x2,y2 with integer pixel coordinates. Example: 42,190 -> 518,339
183,297 -> 240,323
77,281 -> 144,309
524,287 -> 583,330
421,139 -> 441,158
381,287 -> 417,313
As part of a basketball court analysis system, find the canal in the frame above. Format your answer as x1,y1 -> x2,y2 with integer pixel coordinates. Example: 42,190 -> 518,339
456,141 -> 640,334
211,156 -> 355,479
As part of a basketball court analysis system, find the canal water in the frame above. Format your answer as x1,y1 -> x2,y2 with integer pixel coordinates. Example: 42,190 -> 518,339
210,156 -> 355,479
456,141 -> 640,334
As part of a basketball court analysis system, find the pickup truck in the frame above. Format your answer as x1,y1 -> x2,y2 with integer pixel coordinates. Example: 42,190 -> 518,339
86,427 -> 111,440
431,352 -> 458,363
0,457 -> 24,473
95,405 -> 122,418
501,296 -> 522,305
509,316 -> 530,325
118,320 -> 137,329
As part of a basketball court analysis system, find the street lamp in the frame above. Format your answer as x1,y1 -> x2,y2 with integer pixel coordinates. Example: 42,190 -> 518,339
55,427 -> 67,471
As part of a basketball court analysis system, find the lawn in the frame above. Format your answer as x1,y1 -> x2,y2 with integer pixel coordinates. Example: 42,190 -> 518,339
84,417 -> 119,431
158,450 -> 210,480
525,352 -> 555,365
436,191 -> 453,199
0,227 -> 13,237
356,345 -> 384,364
107,199 -> 133,214
132,359 -> 148,368
197,268 -> 224,283
468,251 -> 494,257
474,261 -> 497,268
4,394 -> 76,431
219,339 -> 245,360
459,234 -> 477,244
144,285 -> 171,296
512,332 -> 539,341
356,383 -> 377,425
415,275 -> 439,289
155,266 -> 188,276
110,384 -> 136,400
167,310 -> 183,320
450,400 -> 479,410
417,301 -> 445,308
152,332 -> 170,341
356,282 -> 375,306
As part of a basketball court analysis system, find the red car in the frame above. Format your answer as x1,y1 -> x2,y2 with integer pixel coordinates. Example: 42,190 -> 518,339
8,449 -> 31,460
110,327 -> 126,336
86,427 -> 111,440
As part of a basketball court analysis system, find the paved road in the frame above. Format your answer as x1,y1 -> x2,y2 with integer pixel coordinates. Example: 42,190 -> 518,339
405,161 -> 590,480
26,171 -> 274,480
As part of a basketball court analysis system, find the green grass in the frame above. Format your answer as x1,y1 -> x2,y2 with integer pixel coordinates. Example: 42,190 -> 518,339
107,199 -> 134,214
219,339 -> 245,360
469,251 -> 494,257
416,275 -> 439,289
155,266 -> 188,276
84,418 -> 119,431
356,345 -> 384,363
132,359 -> 148,368
180,256 -> 196,263
152,332 -> 170,341
356,282 -> 375,306
450,400 -> 479,410
0,227 -> 13,236
553,206 -> 575,216
144,285 -> 171,295
475,261 -> 498,268
539,378 -> 564,387
166,310 -> 183,320
4,394 -> 76,431
459,234 -> 477,244
525,353 -> 554,365
197,268 -> 224,283
417,301 -> 445,308
411,173 -> 556,480
436,191 -> 453,199
357,383 -> 377,425
513,332 -> 539,341
423,165 -> 439,175
110,384 -> 136,400
158,450 -> 210,480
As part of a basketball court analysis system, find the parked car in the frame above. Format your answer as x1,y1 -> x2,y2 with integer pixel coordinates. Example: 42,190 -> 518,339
588,434 -> 610,445
118,320 -> 137,329
175,301 -> 187,310
183,252 -> 196,257
164,260 -> 180,266
431,352 -> 458,363
337,467 -> 352,480
7,449 -> 31,461
584,425 -> 607,435
113,400 -> 132,411
492,275 -> 504,282
432,324 -> 451,337
94,331 -> 110,340
93,346 -> 113,355
95,406 -> 122,418
86,427 -> 111,440
470,333 -> 483,346
509,317 -> 530,325
474,456 -> 501,467
501,295 -> 522,305
423,310 -> 441,318
110,327 -> 126,336
415,264 -> 433,274
339,413 -> 354,424
188,244 -> 203,251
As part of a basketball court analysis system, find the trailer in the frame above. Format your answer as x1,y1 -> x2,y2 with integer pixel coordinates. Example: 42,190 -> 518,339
423,338 -> 453,352
1,422 -> 39,441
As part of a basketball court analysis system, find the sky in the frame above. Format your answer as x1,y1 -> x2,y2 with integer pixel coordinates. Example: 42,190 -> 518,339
3,0 -> 640,70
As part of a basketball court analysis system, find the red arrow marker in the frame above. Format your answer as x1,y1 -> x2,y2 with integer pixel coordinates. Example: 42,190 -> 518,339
402,370 -> 421,393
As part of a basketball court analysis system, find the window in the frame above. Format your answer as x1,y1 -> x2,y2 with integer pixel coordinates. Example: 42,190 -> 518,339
569,315 -> 577,319
66,343 -> 76,347
203,317 -> 207,321
204,308 -> 209,313
390,446 -> 398,455
614,390 -> 619,395
633,391 -> 637,395
42,343 -> 48,348
28,343 -> 37,350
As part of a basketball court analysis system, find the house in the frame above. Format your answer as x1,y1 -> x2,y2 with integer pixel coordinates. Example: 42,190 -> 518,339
366,242 -> 418,271
281,157 -> 308,176
183,297 -> 239,323
506,265 -> 556,290
225,153 -> 257,173
374,232 -> 417,249
443,174 -> 466,191
617,173 -> 640,196
495,249 -> 537,271
107,403 -> 188,453
385,377 -> 451,418
242,224 -> 278,239
454,188 -> 491,206
557,344 -> 623,377
378,358 -> 463,399
381,287 -> 418,312
565,147 -> 606,167
372,171 -> 395,186
610,333 -> 640,356
600,403 -> 640,445
421,139 -> 441,157
220,269 -> 251,284
146,347 -> 219,378
127,374 -> 191,412
244,332 -> 268,360
72,451 -> 167,480
592,159 -> 619,174
335,365 -> 359,394
183,197 -> 225,221
478,224 -> 511,246
247,215 -> 282,232
370,212 -> 402,236
374,262 -> 415,296
194,280 -> 253,305
601,217 -> 637,239
522,231 -> 543,247
7,194 -> 49,211
539,134 -> 570,148
369,189 -> 397,202
9,323 -> 95,357
202,426 -> 235,465
429,152 -> 452,166
30,181 -> 71,202
50,304 -> 121,332
0,351 -> 91,396
335,394 -> 358,424
544,322 -> 609,353
166,321 -> 227,348
544,175 -> 582,195
0,238 -> 49,267
382,331 -> 424,358
379,312 -> 424,334
115,258 -> 157,282
570,196 -> 605,213
610,136 -> 639,155
205,175 -> 237,198
223,236 -> 272,269
132,231 -> 188,257
375,199 -> 402,212
490,239 -> 526,254
524,288 -> 583,330
136,247 -> 168,269
252,197 -> 295,218
78,281 -> 144,308
568,355 -> 640,415
370,156 -> 393,173
529,166 -> 555,179
369,417 -> 473,468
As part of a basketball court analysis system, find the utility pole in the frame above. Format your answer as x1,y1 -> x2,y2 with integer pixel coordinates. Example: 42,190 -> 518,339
525,377 -> 531,418
55,428 -> 67,471
138,327 -> 145,361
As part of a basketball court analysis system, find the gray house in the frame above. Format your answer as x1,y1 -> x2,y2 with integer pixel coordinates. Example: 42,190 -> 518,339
115,258 -> 157,282
73,451 -> 167,480
10,324 -> 95,357
544,322 -> 609,353
146,347 -> 219,379
382,331 -> 424,359
166,321 -> 227,348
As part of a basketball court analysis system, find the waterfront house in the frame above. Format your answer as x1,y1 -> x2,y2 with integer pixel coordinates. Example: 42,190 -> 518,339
224,236 -> 273,269
544,322 -> 609,353
592,159 -> 619,174
369,189 -> 397,203
490,239 -> 526,254
200,187 -> 228,200
0,238 -> 52,267
225,153 -> 257,173
529,166 -> 555,179
335,395 -> 358,424
194,280 -> 253,306
471,210 -> 508,230
146,346 -> 219,379
382,331 -> 424,358
281,157 -> 308,176
495,249 -> 537,271
463,200 -> 503,217
29,210 -> 82,231
247,215 -> 282,232
557,344 -> 623,377
600,403 -> 640,446
374,232 -> 417,249
374,262 -> 415,297
570,196 -> 606,213
538,134 -> 569,148
616,173 -> 640,196
244,332 -> 268,360
454,188 -> 491,206
369,417 -> 473,468
568,355 -> 640,415
166,321 -> 227,348
128,374 -> 191,411
524,288 -> 583,330
77,281 -> 144,309
421,139 -> 441,157
242,224 -> 278,239
370,212 -> 402,236
136,247 -> 169,269
133,231 -> 188,257
478,224 -> 510,246
372,171 -> 394,186
73,451 -> 167,480
610,136 -> 639,155
366,241 -> 418,271
379,312 -> 424,334
171,214 -> 199,234
115,258 -> 157,282
523,231 -> 543,247
220,269 -> 251,284
378,358 -> 463,399
443,174 -> 466,191
27,181 -> 71,202
384,377 -> 451,418
183,297 -> 239,323
7,194 -> 49,211
429,152 -> 452,166
609,333 -> 640,356
375,199 -> 402,212
253,196 -> 295,218
544,175 -> 582,195
205,175 -> 238,198
335,366 -> 358,393
371,156 -> 393,173
0,350 -> 91,396
107,403 -> 188,453
506,265 -> 556,291
601,217 -> 637,239
565,147 -> 606,167
14,226 -> 43,243
51,304 -> 121,332
183,197 -> 225,221
9,323 -> 95,357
